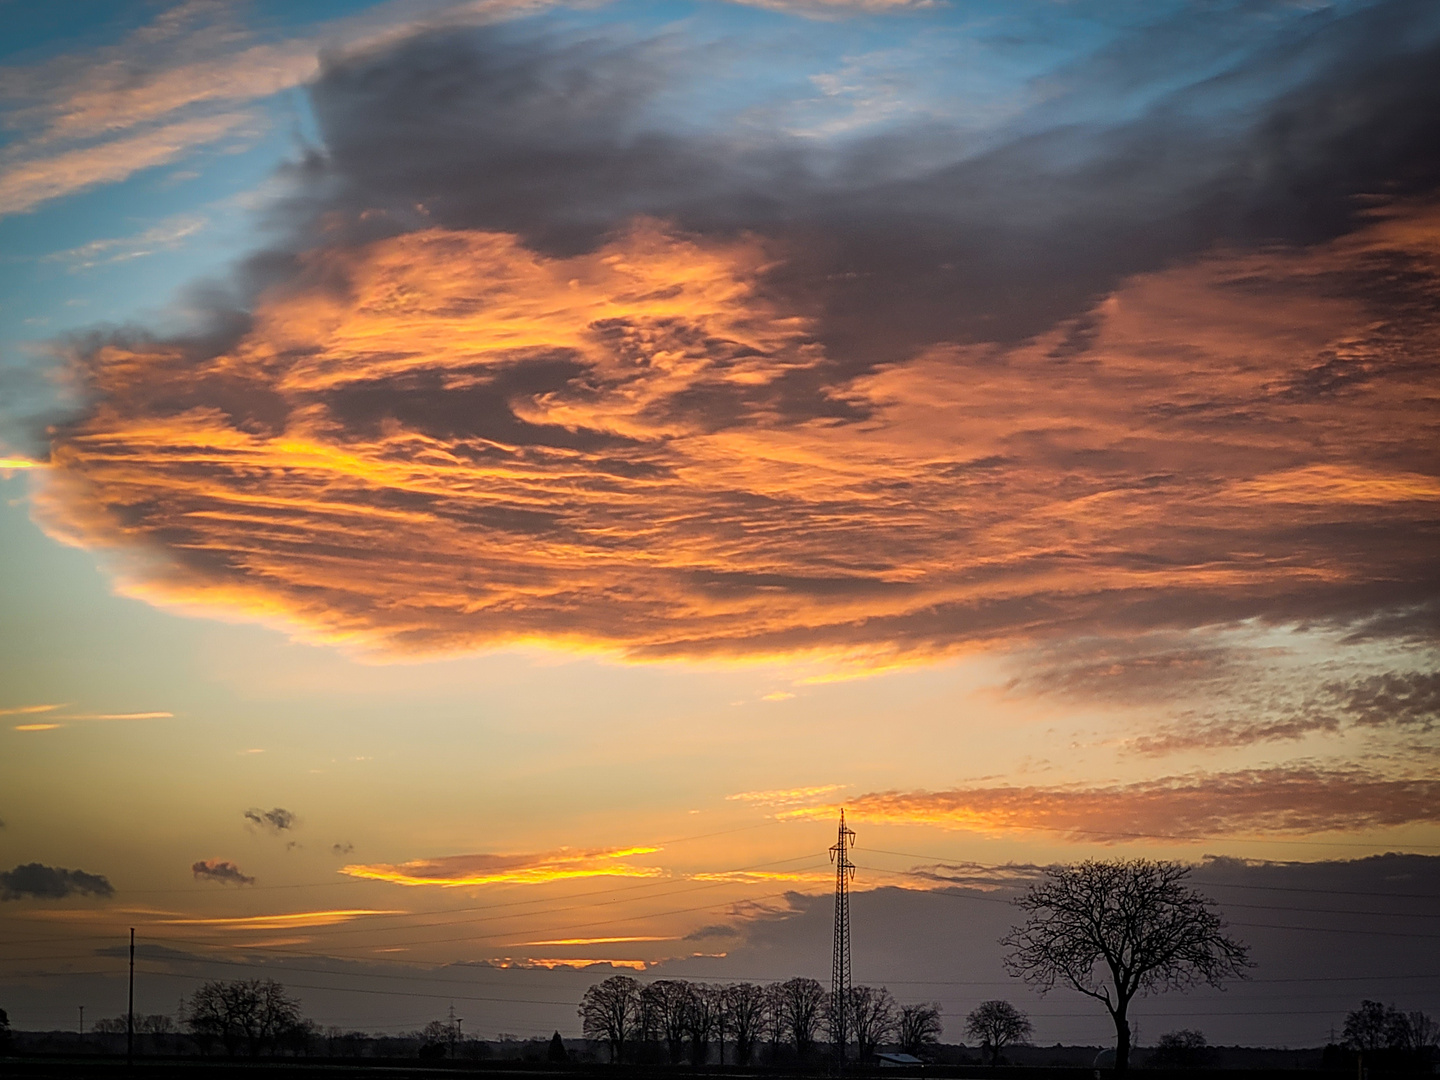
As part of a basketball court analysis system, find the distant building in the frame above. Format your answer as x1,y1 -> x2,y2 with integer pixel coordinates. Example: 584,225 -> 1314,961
877,1052 -> 925,1068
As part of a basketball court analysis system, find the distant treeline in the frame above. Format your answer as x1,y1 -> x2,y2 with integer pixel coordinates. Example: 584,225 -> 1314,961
578,974 -> 941,1065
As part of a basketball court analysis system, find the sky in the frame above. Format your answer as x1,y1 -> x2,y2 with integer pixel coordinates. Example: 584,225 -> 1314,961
0,0 -> 1437,1049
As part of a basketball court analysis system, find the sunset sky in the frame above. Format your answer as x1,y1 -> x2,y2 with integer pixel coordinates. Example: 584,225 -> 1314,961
1,0 -> 1437,1048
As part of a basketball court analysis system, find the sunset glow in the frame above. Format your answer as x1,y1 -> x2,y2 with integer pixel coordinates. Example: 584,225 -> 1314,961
0,0 -> 1435,1052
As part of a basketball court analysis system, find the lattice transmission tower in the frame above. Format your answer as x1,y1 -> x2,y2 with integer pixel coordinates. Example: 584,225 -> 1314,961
830,808 -> 856,1070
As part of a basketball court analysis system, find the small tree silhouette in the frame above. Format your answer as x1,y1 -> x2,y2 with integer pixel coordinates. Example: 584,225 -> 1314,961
898,1003 -> 942,1057
1150,1029 -> 1213,1068
965,1000 -> 1031,1065
549,1031 -> 569,1063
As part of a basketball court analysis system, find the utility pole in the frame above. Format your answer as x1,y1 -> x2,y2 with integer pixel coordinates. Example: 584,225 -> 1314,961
127,928 -> 135,1066
78,1005 -> 84,1041
829,808 -> 855,1074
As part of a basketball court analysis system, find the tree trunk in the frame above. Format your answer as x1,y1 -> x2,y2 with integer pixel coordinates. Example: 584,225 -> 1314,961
1114,1011 -> 1131,1074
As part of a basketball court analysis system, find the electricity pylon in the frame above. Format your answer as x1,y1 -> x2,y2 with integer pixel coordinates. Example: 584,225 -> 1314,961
830,808 -> 856,1071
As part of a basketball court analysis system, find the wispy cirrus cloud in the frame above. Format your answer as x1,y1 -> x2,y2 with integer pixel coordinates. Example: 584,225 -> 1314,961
10,708 -> 173,731
151,908 -> 400,929
791,767 -> 1440,841
44,214 -> 209,271
342,846 -> 662,887
0,112 -> 256,216
727,785 -> 846,808
518,935 -> 675,946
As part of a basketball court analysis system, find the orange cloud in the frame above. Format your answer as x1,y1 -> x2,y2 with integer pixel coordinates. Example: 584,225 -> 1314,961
690,869 -> 836,884
150,909 -> 402,929
32,195 -> 1440,666
343,845 -> 662,887
727,785 -> 846,807
795,767 -> 1440,841
519,936 -> 675,945
514,958 -> 649,970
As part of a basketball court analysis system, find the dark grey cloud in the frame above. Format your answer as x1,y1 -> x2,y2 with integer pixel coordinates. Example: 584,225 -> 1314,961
684,923 -> 739,941
0,862 -> 114,901
191,859 -> 255,886
1329,672 -> 1440,732
243,807 -> 296,833
332,841 -> 354,856
299,0 -> 1440,371
1128,672 -> 1438,756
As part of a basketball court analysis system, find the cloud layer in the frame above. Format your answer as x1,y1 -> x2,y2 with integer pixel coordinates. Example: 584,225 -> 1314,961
26,6 -> 1440,671
808,767 -> 1440,841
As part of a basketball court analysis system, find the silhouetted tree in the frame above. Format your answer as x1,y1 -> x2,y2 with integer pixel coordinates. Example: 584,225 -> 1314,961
182,979 -> 303,1057
762,982 -> 788,1059
848,985 -> 899,1061
549,1031 -> 569,1063
0,1006 -> 10,1053
1002,860 -> 1250,1073
641,980 -> 692,1063
1150,1029 -> 1214,1068
139,1014 -> 174,1035
965,1000 -> 1032,1065
1345,1001 -> 1439,1058
684,982 -> 722,1064
777,977 -> 826,1058
726,982 -> 767,1065
898,1002 -> 943,1057
1402,1010 -> 1439,1053
579,975 -> 640,1063
419,1019 -> 452,1058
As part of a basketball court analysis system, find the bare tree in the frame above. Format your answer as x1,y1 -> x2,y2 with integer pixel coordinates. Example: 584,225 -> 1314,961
848,986 -> 899,1061
777,976 -> 826,1058
684,982 -> 722,1065
139,1014 -> 174,1035
183,979 -> 303,1057
726,982 -> 768,1065
1405,1011 -> 1440,1052
1345,1002 -> 1440,1056
966,1001 -> 1032,1066
579,975 -> 640,1063
1002,859 -> 1250,1073
762,981 -> 788,1059
641,980 -> 691,1064
898,1003 -> 943,1057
